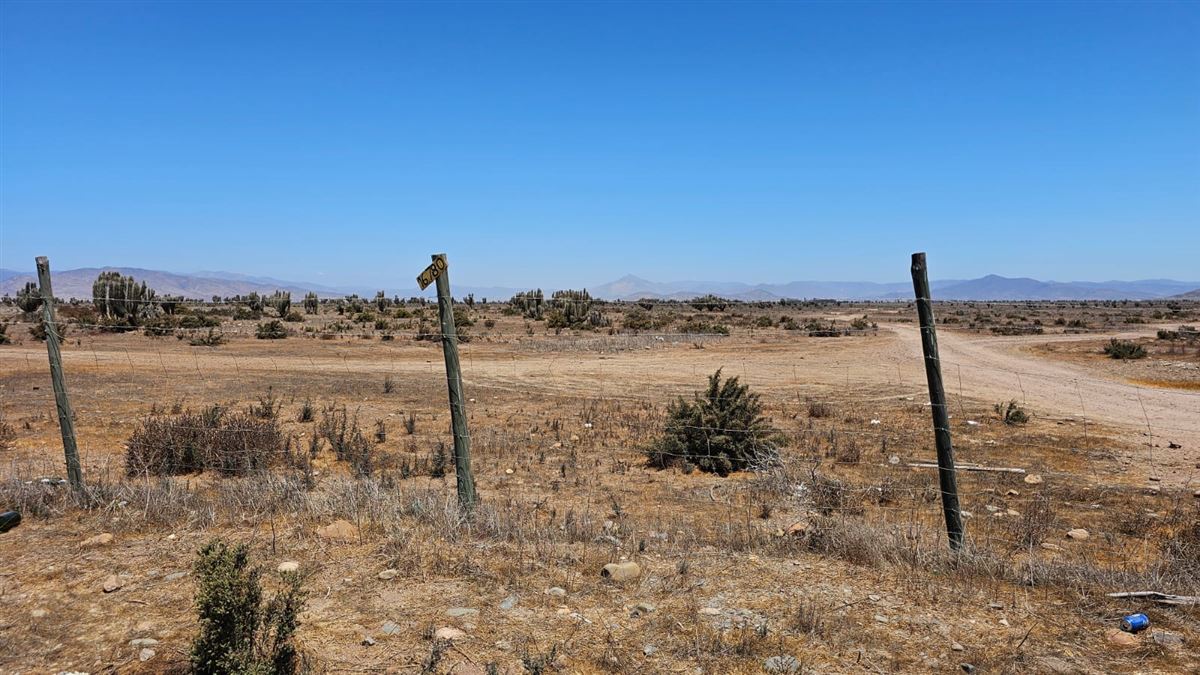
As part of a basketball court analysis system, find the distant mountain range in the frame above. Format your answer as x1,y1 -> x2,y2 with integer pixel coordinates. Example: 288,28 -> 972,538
1,268 -> 1197,302
589,274 -> 1200,302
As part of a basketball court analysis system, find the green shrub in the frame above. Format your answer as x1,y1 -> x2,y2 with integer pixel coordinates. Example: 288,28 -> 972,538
647,369 -> 777,475
994,400 -> 1029,425
256,321 -> 288,339
191,539 -> 305,675
1102,339 -> 1146,360
16,282 -> 42,314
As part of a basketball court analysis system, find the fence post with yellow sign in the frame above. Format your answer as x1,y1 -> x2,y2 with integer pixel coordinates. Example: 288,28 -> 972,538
418,253 -> 478,509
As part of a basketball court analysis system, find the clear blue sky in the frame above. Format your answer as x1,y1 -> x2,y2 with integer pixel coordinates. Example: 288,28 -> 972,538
1,1 -> 1197,289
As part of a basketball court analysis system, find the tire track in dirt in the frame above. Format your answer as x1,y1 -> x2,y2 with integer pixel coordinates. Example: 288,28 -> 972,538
891,325 -> 1200,487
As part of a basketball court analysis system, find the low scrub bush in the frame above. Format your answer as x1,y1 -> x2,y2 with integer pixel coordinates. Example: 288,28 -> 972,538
126,405 -> 284,476
647,369 -> 777,475
994,400 -> 1029,425
1102,338 -> 1146,360
256,320 -> 288,339
191,539 -> 305,674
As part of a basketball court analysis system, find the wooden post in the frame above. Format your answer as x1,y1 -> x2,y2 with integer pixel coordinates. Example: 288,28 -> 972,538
35,256 -> 84,491
910,252 -> 963,550
432,253 -> 477,508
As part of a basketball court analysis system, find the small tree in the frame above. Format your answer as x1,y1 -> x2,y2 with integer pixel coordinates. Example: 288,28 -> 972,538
647,369 -> 778,475
191,539 -> 305,675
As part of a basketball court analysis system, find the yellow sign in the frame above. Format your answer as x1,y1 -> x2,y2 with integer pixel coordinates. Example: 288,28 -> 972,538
416,256 -> 448,290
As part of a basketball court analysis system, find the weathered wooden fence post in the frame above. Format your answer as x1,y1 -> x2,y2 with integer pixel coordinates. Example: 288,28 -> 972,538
35,256 -> 84,491
910,252 -> 964,550
418,253 -> 477,509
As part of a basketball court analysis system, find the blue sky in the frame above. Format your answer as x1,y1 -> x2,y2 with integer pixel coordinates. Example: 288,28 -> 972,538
1,1 -> 1197,288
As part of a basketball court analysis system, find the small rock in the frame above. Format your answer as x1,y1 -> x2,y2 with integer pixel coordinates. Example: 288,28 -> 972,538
1148,476 -> 1161,482
643,644 -> 658,656
102,575 -> 123,593
377,569 -> 398,580
434,626 -> 466,641
361,635 -> 376,646
699,607 -> 721,616
874,614 -> 888,623
1066,528 -> 1089,541
82,533 -> 114,548
1151,631 -> 1184,649
164,571 -> 188,581
139,648 -> 156,662
1040,542 -> 1062,551
1006,489 -> 1020,496
868,594 -> 881,602
630,602 -> 656,617
316,519 -> 357,541
600,561 -> 641,581
1023,474 -> 1043,485
277,561 -> 300,574
960,664 -> 976,674
1107,629 -> 1138,647
31,608 -> 48,618
951,642 -> 964,652
764,655 -> 801,674
381,621 -> 402,635
499,595 -> 518,611
988,602 -> 1003,610
545,586 -> 566,597
999,618 -> 1009,627
446,607 -> 479,618
130,638 -> 159,648
888,454 -> 900,465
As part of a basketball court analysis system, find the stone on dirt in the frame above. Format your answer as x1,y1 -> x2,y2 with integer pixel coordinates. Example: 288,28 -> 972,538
377,569 -> 398,580
316,519 -> 357,541
1066,528 -> 1089,540
82,533 -> 114,548
434,626 -> 466,641
600,561 -> 640,581
1107,629 -> 1138,647
102,575 -> 123,593
277,561 -> 300,573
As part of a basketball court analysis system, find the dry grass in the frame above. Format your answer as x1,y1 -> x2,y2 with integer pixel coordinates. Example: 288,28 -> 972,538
0,299 -> 1197,673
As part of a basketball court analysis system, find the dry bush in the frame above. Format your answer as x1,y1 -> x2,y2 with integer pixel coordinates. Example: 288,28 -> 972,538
806,399 -> 833,418
316,404 -> 373,477
1004,495 -> 1057,548
125,405 -> 284,476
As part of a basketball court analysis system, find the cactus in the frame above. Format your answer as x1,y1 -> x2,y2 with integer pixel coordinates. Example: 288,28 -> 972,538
92,271 -> 158,325
374,291 -> 389,312
509,290 -> 544,319
267,291 -> 291,317
547,289 -> 609,329
16,282 -> 42,314
303,292 -> 319,314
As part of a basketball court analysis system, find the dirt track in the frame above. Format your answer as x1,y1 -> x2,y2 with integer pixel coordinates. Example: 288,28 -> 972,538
891,326 -> 1200,487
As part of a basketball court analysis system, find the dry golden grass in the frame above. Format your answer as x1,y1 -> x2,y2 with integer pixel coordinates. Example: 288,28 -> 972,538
0,300 -> 1197,673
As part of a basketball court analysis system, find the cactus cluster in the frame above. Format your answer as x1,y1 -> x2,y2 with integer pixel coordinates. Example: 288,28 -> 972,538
303,292 -> 320,314
509,289 -> 545,319
92,272 -> 158,325
547,289 -> 610,329
16,282 -> 42,314
267,291 -> 291,317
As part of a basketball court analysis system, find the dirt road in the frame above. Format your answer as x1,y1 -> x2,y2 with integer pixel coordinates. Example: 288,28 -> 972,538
892,326 -> 1200,486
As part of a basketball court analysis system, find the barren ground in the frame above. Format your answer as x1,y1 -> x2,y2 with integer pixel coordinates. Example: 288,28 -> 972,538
0,300 -> 1197,674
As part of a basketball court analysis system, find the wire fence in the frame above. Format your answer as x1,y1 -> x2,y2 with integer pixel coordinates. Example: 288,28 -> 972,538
2,301 -> 1198,570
